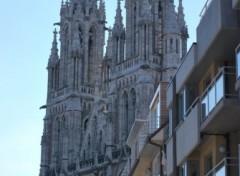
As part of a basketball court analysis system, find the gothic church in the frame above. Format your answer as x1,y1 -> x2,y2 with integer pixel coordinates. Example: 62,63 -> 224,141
39,0 -> 187,175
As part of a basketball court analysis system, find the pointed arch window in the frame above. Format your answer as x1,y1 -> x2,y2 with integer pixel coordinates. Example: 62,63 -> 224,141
176,39 -> 179,54
130,89 -> 136,128
99,130 -> 103,154
64,27 -> 69,59
78,26 -> 83,49
64,26 -> 69,85
170,38 -> 173,53
51,68 -> 54,89
116,37 -> 121,63
123,92 -> 129,137
84,119 -> 89,131
133,3 -> 137,55
88,27 -> 96,85
144,25 -> 147,59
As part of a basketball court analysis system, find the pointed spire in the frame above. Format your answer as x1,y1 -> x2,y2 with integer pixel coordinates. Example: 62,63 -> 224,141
177,0 -> 188,38
91,0 -> 98,13
105,27 -> 113,59
99,0 -> 106,21
163,0 -> 180,34
48,29 -> 59,66
113,0 -> 124,35
177,0 -> 185,27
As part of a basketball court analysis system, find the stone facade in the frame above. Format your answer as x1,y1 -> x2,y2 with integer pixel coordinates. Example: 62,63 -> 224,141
39,0 -> 187,176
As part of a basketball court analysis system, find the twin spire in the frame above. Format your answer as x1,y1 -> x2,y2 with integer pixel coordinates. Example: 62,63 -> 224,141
113,0 -> 124,35
48,29 -> 59,67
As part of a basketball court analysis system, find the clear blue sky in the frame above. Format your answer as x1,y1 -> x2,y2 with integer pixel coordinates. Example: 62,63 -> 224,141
0,0 -> 205,175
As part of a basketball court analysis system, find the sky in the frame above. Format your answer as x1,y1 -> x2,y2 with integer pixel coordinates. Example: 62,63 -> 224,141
0,0 -> 205,175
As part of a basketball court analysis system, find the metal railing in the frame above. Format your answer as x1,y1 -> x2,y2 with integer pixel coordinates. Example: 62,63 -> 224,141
200,67 -> 237,122
205,157 -> 239,176
148,115 -> 160,134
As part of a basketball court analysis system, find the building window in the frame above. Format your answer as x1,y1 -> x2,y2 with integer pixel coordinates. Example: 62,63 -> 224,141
179,162 -> 187,176
176,39 -> 179,54
84,119 -> 89,131
178,88 -> 186,122
179,39 -> 183,58
150,101 -> 160,133
170,38 -> 173,53
180,160 -> 199,176
237,49 -> 240,79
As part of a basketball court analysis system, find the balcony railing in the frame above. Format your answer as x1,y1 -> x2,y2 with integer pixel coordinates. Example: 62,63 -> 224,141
205,157 -> 239,176
200,0 -> 213,18
201,67 -> 237,122
148,115 -> 160,134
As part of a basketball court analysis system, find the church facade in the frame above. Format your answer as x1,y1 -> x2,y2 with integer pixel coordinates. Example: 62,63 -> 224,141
39,0 -> 187,175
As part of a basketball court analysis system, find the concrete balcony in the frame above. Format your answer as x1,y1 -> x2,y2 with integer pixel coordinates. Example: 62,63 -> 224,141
126,119 -> 146,147
176,102 -> 200,165
232,0 -> 240,9
200,67 -> 240,133
176,44 -> 197,93
167,44 -> 197,107
130,124 -> 167,176
197,0 -> 240,75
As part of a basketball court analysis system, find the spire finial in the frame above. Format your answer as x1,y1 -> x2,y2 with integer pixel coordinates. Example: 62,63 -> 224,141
179,0 -> 183,6
52,28 -> 58,55
105,27 -> 113,59
178,0 -> 183,14
113,0 -> 123,33
48,29 -> 59,65
99,0 -> 106,21
177,0 -> 186,29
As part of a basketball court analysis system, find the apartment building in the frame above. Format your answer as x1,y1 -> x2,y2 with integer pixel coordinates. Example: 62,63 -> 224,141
127,82 -> 169,176
166,0 -> 240,175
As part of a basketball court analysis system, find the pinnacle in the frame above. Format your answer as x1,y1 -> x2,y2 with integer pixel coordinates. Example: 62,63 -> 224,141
113,0 -> 124,34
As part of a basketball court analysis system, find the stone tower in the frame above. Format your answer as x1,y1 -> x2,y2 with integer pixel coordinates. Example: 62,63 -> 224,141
39,0 -> 187,176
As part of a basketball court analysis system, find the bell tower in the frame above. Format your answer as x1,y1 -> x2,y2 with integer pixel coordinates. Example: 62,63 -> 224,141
40,0 -> 106,175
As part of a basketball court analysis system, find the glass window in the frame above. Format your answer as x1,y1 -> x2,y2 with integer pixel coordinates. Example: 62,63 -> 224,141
178,88 -> 186,121
179,163 -> 187,176
237,51 -> 240,79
